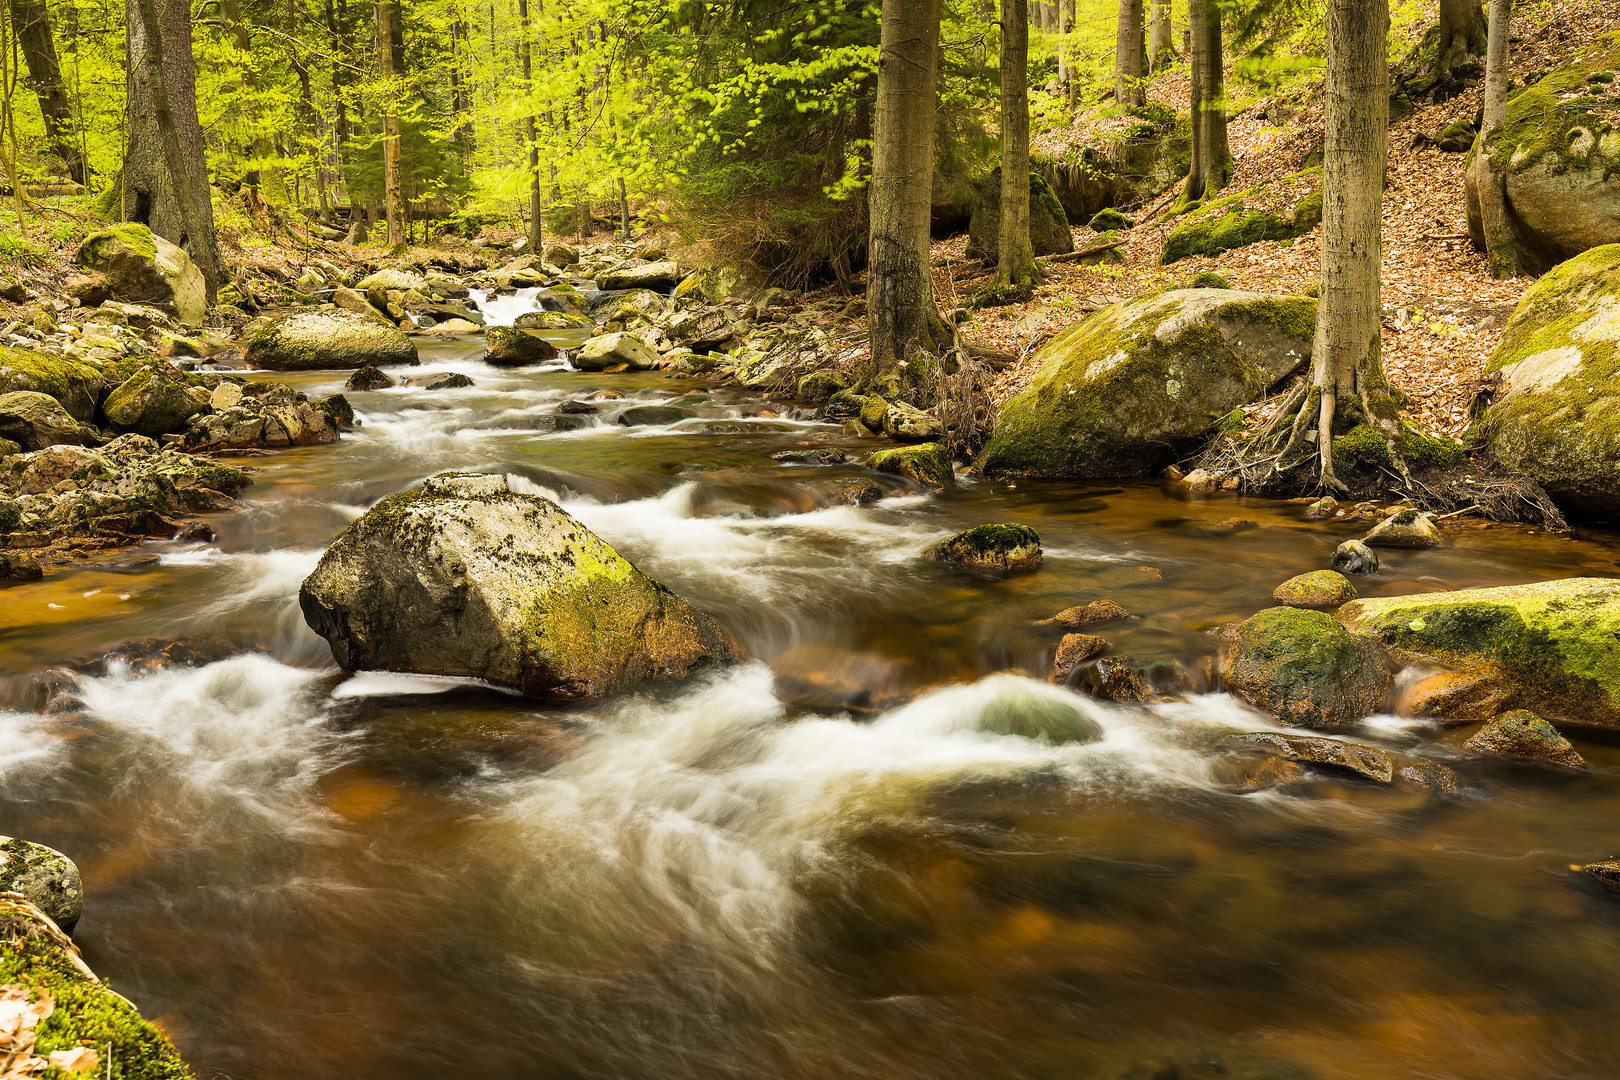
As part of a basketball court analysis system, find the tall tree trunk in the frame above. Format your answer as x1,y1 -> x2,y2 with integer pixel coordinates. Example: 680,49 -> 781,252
1467,0 -> 1518,277
374,0 -> 404,248
1055,0 -> 1068,103
1181,0 -> 1229,205
517,0 -> 542,251
1433,0 -> 1486,87
868,0 -> 948,386
1148,0 -> 1172,72
617,175 -> 630,240
1114,0 -> 1144,108
1311,0 -> 1390,491
8,0 -> 84,184
995,0 -> 1036,294
124,0 -> 223,300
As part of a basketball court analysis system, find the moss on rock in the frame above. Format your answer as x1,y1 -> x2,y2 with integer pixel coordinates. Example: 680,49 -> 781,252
246,310 -> 418,371
1161,168 -> 1322,265
0,347 -> 106,422
1222,607 -> 1394,728
867,442 -> 953,490
925,523 -> 1042,573
1272,570 -> 1358,611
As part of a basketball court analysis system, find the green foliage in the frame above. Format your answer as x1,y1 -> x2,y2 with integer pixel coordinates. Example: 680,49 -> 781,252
1190,271 -> 1231,289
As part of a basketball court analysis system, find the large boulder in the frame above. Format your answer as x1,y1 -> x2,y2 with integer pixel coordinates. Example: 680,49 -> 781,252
244,309 -> 418,371
102,365 -> 202,436
73,223 -> 206,326
1221,607 -> 1394,728
298,472 -> 739,699
596,260 -> 682,291
1038,107 -> 1191,222
0,838 -> 82,931
484,326 -> 561,366
1338,578 -> 1620,727
968,168 -> 1075,263
0,392 -> 100,451
1481,245 -> 1620,518
1466,32 -> 1620,275
0,348 -> 105,423
981,289 -> 1315,477
575,331 -> 657,372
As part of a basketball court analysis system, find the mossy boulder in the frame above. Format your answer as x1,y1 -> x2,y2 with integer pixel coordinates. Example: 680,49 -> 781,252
1272,570 -> 1358,611
484,326 -> 563,367
575,331 -> 656,372
596,260 -> 682,291
925,523 -> 1042,573
968,168 -> 1075,263
298,472 -> 738,700
1089,207 -> 1134,231
1482,245 -> 1620,518
103,365 -> 202,436
0,392 -> 101,451
0,347 -> 106,422
74,222 -> 206,326
867,442 -> 953,491
1221,607 -> 1394,728
244,309 -> 418,371
1338,578 -> 1620,727
1161,168 -> 1322,265
981,289 -> 1315,478
0,838 -> 82,931
1466,32 -> 1620,274
1462,709 -> 1587,768
796,371 -> 848,404
1,896 -> 194,1078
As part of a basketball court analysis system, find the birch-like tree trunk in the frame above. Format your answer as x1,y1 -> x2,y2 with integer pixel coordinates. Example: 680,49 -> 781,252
1181,0 -> 1229,204
1311,0 -> 1390,491
995,0 -> 1036,294
868,0 -> 947,384
1148,0 -> 1172,72
517,0 -> 542,251
374,0 -> 404,249
1467,0 -> 1519,277
1114,0 -> 1144,108
8,0 -> 83,184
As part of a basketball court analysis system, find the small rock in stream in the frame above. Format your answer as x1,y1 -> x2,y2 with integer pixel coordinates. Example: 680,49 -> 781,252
1463,710 -> 1587,769
1332,539 -> 1380,576
0,837 -> 83,932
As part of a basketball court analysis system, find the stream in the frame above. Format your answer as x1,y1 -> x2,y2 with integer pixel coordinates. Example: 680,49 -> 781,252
5,293 -> 1620,1079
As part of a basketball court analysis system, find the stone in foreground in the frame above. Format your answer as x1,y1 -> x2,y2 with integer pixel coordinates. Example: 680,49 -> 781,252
1221,607 -> 1393,728
245,310 -> 418,371
1463,710 -> 1587,768
1272,570 -> 1358,611
0,838 -> 82,931
925,524 -> 1042,573
299,472 -> 738,699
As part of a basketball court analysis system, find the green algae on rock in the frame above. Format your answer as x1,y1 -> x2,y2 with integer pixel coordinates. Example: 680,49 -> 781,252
1221,607 -> 1394,728
1339,578 -> 1620,726
1462,710 -> 1587,768
0,347 -> 107,422
298,471 -> 739,700
925,524 -> 1042,574
1160,168 -> 1322,265
981,289 -> 1315,478
74,222 -> 207,327
1272,570 -> 1358,611
0,838 -> 82,931
867,442 -> 953,491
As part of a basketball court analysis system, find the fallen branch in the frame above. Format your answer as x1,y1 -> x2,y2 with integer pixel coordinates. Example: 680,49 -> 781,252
1419,231 -> 1472,241
1038,239 -> 1127,265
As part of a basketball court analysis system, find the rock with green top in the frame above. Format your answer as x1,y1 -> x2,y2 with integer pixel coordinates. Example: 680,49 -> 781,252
981,289 -> 1315,478
968,168 -> 1074,262
245,309 -> 418,371
597,261 -> 682,291
0,392 -> 101,451
1462,709 -> 1587,768
1162,168 -> 1322,265
868,442 -> 953,491
1481,244 -> 1620,518
1339,578 -> 1620,727
882,400 -> 943,441
0,838 -> 82,931
298,471 -> 738,700
1363,508 -> 1443,548
1089,207 -> 1134,231
796,370 -> 848,404
0,346 -> 106,422
1221,607 -> 1394,728
574,331 -> 656,371
73,222 -> 206,326
485,326 -> 562,367
1466,32 -> 1620,274
1272,570 -> 1358,610
103,365 -> 202,436
925,523 -> 1042,573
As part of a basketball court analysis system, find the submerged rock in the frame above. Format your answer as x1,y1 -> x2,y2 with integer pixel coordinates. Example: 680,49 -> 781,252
298,472 -> 739,700
981,289 -> 1315,478
484,326 -> 561,367
1363,508 -> 1443,548
1338,578 -> 1620,727
0,837 -> 82,931
245,309 -> 418,371
1463,710 -> 1587,768
1579,860 -> 1620,893
1221,731 -> 1395,783
1332,539 -> 1380,575
1221,607 -> 1393,728
925,524 -> 1042,573
1272,570 -> 1358,611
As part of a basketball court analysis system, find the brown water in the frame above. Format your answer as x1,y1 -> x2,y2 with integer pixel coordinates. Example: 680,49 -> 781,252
4,331 -> 1620,1080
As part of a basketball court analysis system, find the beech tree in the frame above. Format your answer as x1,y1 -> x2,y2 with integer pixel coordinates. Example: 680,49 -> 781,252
9,0 -> 84,184
1148,0 -> 1173,72
1114,0 -> 1144,108
1432,0 -> 1486,89
124,0 -> 224,300
867,0 -> 949,384
993,0 -> 1038,296
1308,0 -> 1391,491
1181,0 -> 1230,205
517,0 -> 541,251
1467,0 -> 1519,277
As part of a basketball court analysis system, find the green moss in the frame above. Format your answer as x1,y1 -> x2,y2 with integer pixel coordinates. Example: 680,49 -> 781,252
1161,168 -> 1323,265
0,347 -> 107,422
1190,272 -> 1231,289
76,223 -> 158,266
868,442 -> 953,490
0,910 -> 194,1080
1029,171 -> 1069,233
1088,208 -> 1134,231
940,523 -> 1038,555
1333,424 -> 1390,470
1223,606 -> 1393,728
1486,32 -> 1620,178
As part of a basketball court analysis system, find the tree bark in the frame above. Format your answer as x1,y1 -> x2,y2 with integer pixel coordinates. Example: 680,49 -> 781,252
1181,0 -> 1229,204
374,0 -> 404,248
8,0 -> 84,184
995,0 -> 1037,294
1468,0 -> 1518,277
1311,0 -> 1390,491
1148,0 -> 1172,72
517,0 -> 542,252
868,0 -> 948,386
124,0 -> 223,300
1435,0 -> 1486,78
1114,0 -> 1144,108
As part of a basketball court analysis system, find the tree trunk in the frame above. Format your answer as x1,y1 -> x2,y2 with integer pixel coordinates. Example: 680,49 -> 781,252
1114,0 -> 1144,108
517,0 -> 542,252
1181,0 -> 1229,205
1148,0 -> 1172,72
1468,0 -> 1518,277
995,0 -> 1037,294
1056,0 -> 1068,102
1434,0 -> 1486,83
1311,0 -> 1390,491
868,0 -> 948,387
8,0 -> 84,184
374,0 -> 404,248
124,0 -> 223,301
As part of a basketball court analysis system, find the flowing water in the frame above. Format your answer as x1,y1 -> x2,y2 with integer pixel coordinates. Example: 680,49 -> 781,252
5,308 -> 1620,1080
